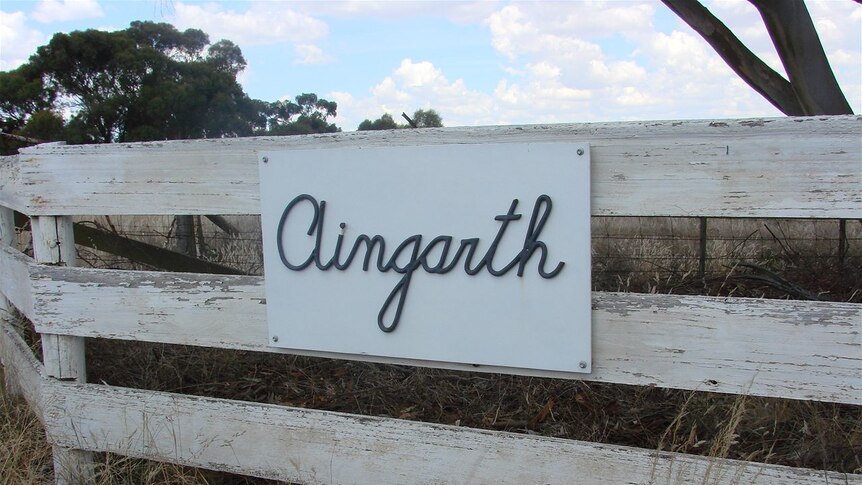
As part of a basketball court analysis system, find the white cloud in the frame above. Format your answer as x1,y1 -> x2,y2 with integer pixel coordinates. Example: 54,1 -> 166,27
528,61 -> 560,80
334,0 -> 789,129
486,5 -> 533,60
589,60 -> 646,84
172,2 -> 328,46
0,11 -> 46,70
807,0 -> 862,114
330,0 -> 858,128
649,30 -> 716,73
710,0 -> 757,15
370,76 -> 410,103
295,44 -> 334,65
31,0 -> 103,23
291,1 -> 499,24
394,59 -> 444,87
831,49 -> 862,67
554,3 -> 655,37
614,86 -> 659,107
477,2 -> 797,123
330,59 -> 501,129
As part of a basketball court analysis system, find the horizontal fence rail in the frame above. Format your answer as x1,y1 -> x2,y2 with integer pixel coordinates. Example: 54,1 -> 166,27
1,115 -> 860,484
0,317 -> 857,485
1,116 -> 860,218
3,245 -> 859,404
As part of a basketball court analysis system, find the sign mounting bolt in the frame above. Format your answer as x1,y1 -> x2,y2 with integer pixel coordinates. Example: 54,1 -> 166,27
271,335 -> 279,343
579,361 -> 587,369
576,148 -> 584,156
262,156 -> 269,163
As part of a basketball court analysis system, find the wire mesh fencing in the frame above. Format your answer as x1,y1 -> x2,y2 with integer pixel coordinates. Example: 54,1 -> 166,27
10,214 -> 856,302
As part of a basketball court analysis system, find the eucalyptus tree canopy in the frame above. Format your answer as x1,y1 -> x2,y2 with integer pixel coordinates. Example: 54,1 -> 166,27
0,21 -> 340,150
358,109 -> 443,130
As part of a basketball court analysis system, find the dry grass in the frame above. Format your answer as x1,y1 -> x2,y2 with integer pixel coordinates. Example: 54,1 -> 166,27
83,338 -> 862,476
0,369 -> 53,484
591,217 -> 861,301
0,317 -> 278,484
2,215 -> 860,482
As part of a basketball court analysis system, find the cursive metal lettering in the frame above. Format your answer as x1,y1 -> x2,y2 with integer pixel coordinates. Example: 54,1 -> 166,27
276,194 -> 564,333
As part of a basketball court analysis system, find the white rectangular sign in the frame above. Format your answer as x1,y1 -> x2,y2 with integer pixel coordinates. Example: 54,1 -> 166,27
259,142 -> 591,373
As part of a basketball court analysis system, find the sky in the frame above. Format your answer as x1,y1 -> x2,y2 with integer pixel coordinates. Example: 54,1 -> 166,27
1,0 -> 860,131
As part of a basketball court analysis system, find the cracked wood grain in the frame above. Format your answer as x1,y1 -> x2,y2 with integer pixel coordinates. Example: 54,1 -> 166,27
1,116 -> 859,218
28,265 -> 861,404
42,380 -> 861,484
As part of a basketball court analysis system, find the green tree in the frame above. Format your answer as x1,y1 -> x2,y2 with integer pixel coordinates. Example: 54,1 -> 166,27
410,109 -> 443,128
47,22 -> 256,142
2,21 -> 276,144
19,110 -> 65,141
357,113 -> 399,131
0,64 -> 56,130
206,40 -> 247,75
259,93 -> 340,135
357,109 -> 443,130
0,64 -> 59,153
1,20 -> 340,150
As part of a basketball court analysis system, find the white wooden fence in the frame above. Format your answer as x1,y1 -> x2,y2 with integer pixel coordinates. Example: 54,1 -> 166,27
0,115 -> 860,484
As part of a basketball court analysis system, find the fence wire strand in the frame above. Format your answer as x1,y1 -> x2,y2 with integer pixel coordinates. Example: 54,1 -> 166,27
12,215 -> 855,303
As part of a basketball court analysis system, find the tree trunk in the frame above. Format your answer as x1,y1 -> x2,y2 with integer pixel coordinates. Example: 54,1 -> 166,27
662,0 -> 854,116
661,0 -> 804,115
750,0 -> 853,115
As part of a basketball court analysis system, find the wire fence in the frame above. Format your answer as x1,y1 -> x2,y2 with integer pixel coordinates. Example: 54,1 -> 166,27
11,214 -> 860,302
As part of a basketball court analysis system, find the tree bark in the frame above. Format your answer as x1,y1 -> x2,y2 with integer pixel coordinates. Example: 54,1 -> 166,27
750,0 -> 853,115
663,0 -> 854,116
662,0 -> 804,115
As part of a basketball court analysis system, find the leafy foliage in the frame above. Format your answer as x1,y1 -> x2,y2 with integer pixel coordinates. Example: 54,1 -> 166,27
258,93 -> 340,136
0,21 -> 339,152
410,109 -> 443,128
357,113 -> 399,131
357,109 -> 443,130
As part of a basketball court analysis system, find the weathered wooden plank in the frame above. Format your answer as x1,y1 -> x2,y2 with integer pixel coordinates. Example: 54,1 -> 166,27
0,245 -> 34,320
2,116 -> 860,218
32,216 -> 85,382
43,381 -> 860,485
30,266 -> 862,404
0,206 -> 19,314
0,206 -> 13,257
0,206 -> 22,398
0,316 -> 46,422
0,156 -> 29,215
31,215 -> 95,485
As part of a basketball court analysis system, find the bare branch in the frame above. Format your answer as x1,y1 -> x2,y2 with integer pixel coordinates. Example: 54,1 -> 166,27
750,0 -> 853,115
662,0 -> 804,116
401,112 -> 418,128
0,131 -> 45,144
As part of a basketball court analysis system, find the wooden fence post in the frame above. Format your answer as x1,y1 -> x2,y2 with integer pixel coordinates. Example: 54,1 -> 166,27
838,219 -> 847,267
0,206 -> 21,398
176,214 -> 197,257
698,217 -> 708,279
31,216 -> 95,484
